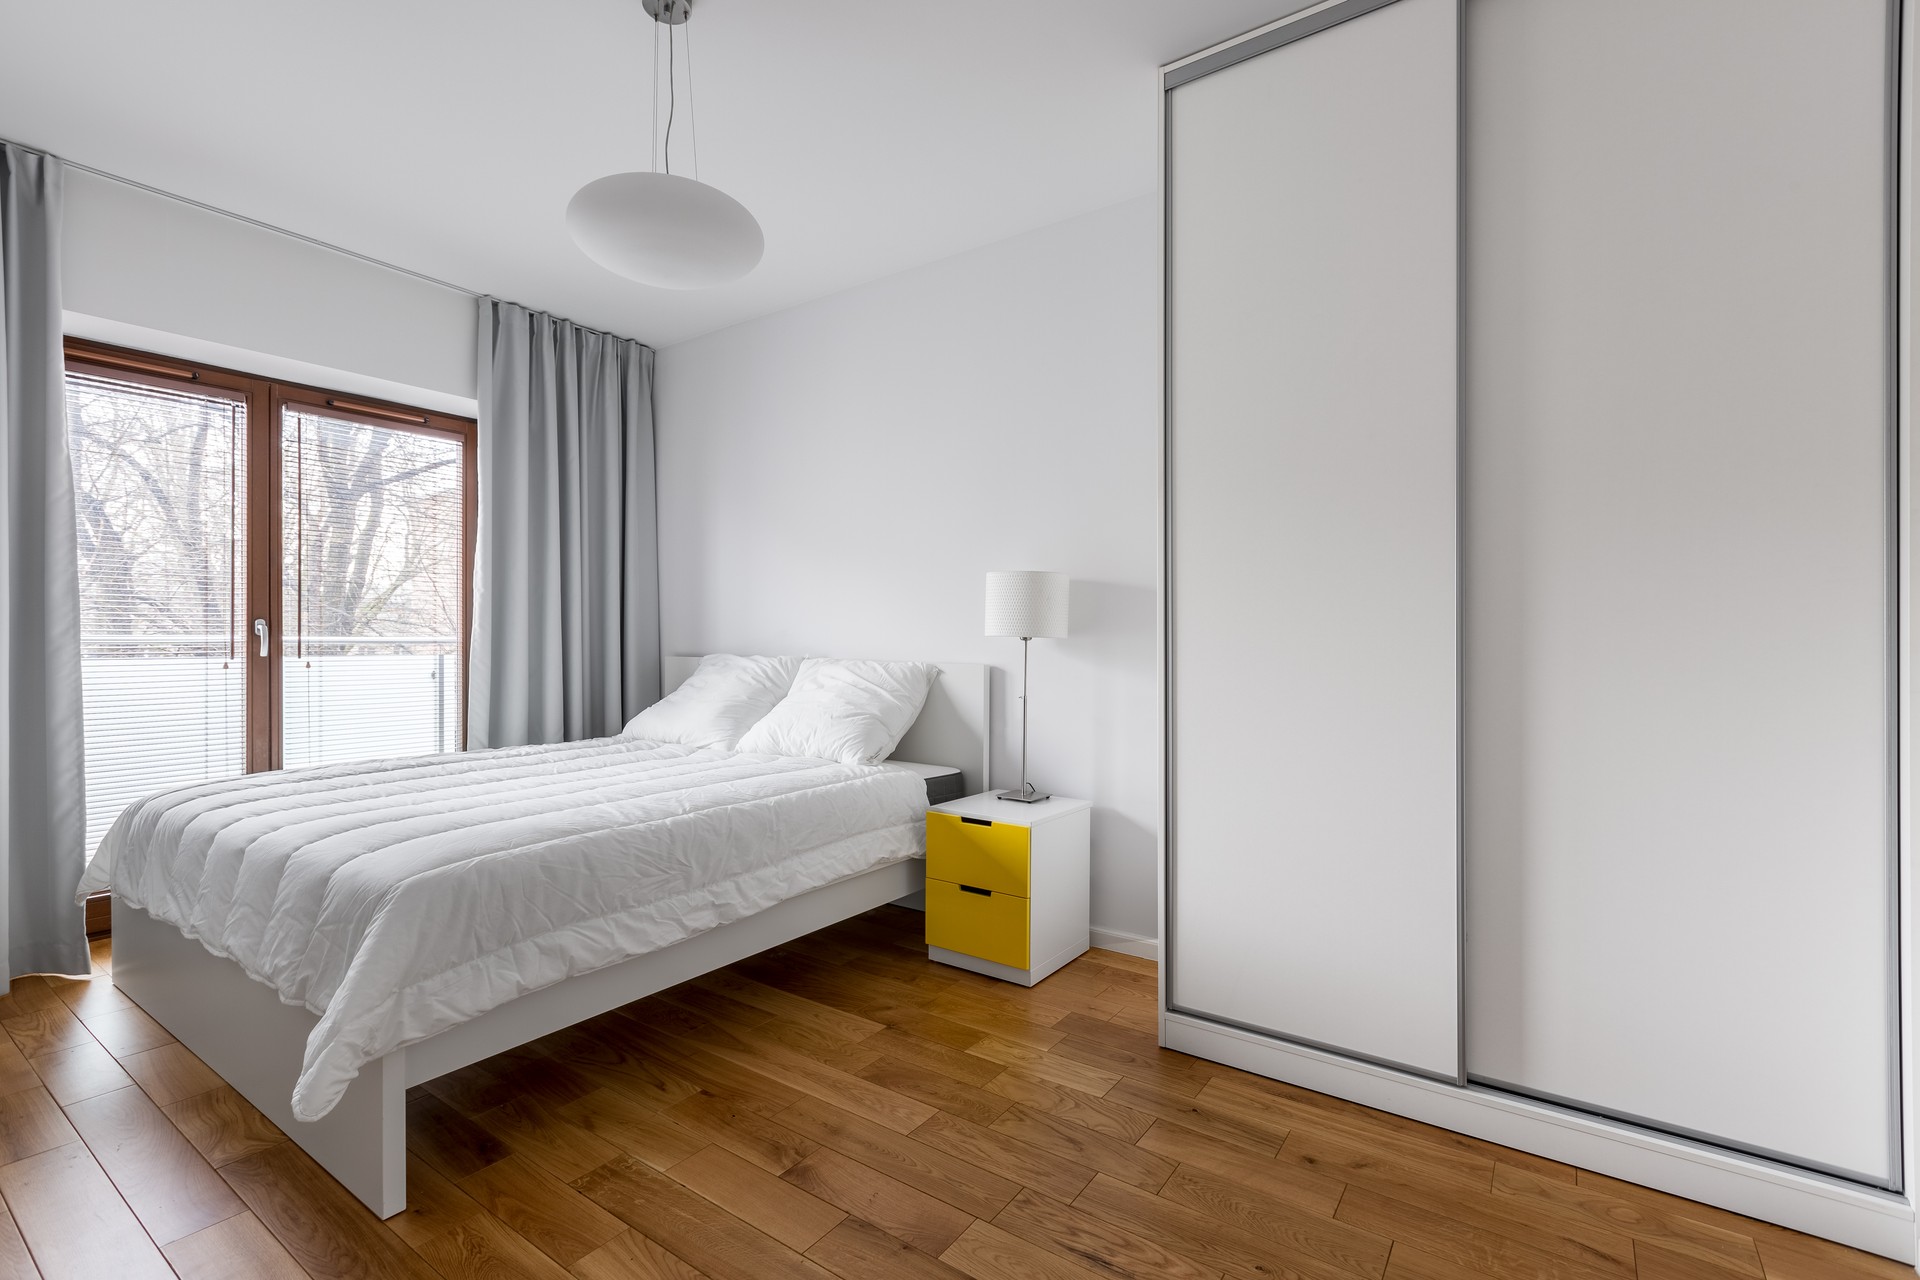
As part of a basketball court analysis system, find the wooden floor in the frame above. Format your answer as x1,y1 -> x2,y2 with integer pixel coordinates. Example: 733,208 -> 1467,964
0,911 -> 1905,1279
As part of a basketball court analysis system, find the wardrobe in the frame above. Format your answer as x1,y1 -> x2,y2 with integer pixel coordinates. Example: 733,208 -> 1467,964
1163,0 -> 1905,1252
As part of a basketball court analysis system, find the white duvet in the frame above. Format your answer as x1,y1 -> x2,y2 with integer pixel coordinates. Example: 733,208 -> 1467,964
75,738 -> 926,1121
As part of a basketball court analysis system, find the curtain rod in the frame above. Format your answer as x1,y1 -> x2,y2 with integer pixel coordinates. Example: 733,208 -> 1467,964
5,135 -> 482,301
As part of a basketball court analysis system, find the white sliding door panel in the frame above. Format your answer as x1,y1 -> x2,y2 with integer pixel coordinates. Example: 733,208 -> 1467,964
1168,0 -> 1461,1078
1464,0 -> 1895,1182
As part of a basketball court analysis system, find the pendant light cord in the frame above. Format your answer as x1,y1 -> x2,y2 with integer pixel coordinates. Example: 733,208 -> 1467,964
651,12 -> 660,172
686,14 -> 699,181
664,13 -> 677,175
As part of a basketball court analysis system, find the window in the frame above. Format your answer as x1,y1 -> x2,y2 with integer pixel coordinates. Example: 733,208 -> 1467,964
65,340 -> 475,853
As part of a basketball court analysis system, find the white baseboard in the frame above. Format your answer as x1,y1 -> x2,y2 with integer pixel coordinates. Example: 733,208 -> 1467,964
1162,1012 -> 1916,1263
1089,927 -> 1159,961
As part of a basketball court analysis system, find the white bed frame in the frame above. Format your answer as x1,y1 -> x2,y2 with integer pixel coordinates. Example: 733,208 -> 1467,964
111,658 -> 988,1218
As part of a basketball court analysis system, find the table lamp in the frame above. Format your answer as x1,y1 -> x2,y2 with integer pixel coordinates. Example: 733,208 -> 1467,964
984,570 -> 1069,803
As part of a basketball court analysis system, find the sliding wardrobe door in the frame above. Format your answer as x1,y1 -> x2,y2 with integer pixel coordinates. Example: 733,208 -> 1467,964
1464,0 -> 1897,1183
1167,0 -> 1461,1077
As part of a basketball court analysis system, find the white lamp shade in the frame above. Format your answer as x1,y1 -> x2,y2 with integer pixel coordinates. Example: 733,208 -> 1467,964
985,570 -> 1069,638
566,171 -> 765,290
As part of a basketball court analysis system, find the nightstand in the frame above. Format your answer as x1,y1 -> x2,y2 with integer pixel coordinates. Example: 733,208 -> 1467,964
924,792 -> 1091,986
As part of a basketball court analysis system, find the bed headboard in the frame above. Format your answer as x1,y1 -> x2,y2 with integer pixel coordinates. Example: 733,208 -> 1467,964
661,657 -> 990,796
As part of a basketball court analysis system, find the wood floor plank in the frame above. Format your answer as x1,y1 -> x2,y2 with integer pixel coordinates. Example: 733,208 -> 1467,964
573,1153 -> 840,1280
805,1215 -> 974,1280
222,1139 -> 441,1280
0,1204 -> 34,1280
120,1040 -> 222,1106
74,1001 -> 174,1058
0,1004 -> 91,1060
474,1092 -> 623,1183
779,1096 -> 1019,1220
1334,1184 -> 1622,1280
1073,1171 -> 1359,1280
780,1147 -> 975,1256
64,1083 -> 244,1245
860,1030 -> 999,1086
27,1040 -> 132,1105
1046,1036 -> 1211,1099
987,1068 -> 1152,1141
631,1030 -> 811,1117
162,1083 -> 286,1167
1107,1076 -> 1291,1155
670,1144 -> 846,1251
1331,1165 -> 1636,1276
0,1140 -> 174,1279
1214,1072 -> 1573,1186
1137,1121 -> 1342,1217
0,1041 -> 38,1099
939,1218 -> 1111,1280
910,1110 -> 1096,1204
856,1055 -> 1012,1126
1159,1162 -> 1394,1279
963,1036 -> 1119,1095
572,1228 -> 712,1280
1084,949 -> 1159,977
692,971 -> 886,1043
1,979 -> 59,1016
1382,1242 -> 1490,1280
540,1019 -> 704,1112
1490,1162 -> 1761,1276
1750,1233 -> 1917,1280
926,995 -> 1069,1054
555,1086 -> 704,1172
1635,1239 -> 1766,1280
0,1087 -> 76,1164
742,1016 -> 884,1074
42,971 -> 133,1021
661,1090 -> 818,1174
457,1152 -> 625,1266
987,1104 -> 1173,1192
411,1209 -> 574,1279
407,1090 -> 512,1180
162,1210 -> 307,1280
669,1026 -> 938,1135
992,1186 -> 1218,1280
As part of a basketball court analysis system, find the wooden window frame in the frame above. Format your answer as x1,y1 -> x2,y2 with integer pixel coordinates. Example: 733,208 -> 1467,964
63,337 -> 478,774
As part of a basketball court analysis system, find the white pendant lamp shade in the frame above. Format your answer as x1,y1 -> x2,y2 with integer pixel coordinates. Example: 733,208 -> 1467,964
567,172 -> 764,290
985,570 -> 1069,639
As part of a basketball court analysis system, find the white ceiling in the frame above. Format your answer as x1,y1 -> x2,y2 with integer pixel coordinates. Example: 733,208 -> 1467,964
0,0 -> 1296,348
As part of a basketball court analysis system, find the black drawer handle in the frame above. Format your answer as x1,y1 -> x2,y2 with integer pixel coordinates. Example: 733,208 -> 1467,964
960,816 -> 992,827
959,885 -> 991,897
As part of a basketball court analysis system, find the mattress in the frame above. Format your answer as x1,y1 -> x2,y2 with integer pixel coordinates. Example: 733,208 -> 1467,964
75,737 -> 927,1120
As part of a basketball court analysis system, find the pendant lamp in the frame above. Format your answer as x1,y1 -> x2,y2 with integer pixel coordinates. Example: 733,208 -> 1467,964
567,0 -> 764,290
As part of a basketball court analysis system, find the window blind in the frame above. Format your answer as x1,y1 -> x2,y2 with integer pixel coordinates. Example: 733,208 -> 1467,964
281,408 -> 464,768
66,371 -> 248,854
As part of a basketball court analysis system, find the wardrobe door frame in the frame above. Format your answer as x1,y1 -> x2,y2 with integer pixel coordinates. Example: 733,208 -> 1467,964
1158,0 -> 1918,1257
1160,0 -> 1465,1082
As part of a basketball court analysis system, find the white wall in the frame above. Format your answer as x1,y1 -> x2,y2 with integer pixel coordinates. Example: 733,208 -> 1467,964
60,169 -> 477,414
656,196 -> 1161,948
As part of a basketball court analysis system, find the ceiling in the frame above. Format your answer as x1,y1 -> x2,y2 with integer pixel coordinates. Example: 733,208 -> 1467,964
0,0 -> 1297,348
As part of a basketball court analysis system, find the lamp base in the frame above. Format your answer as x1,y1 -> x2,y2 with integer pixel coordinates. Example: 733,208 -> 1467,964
996,784 -> 1052,805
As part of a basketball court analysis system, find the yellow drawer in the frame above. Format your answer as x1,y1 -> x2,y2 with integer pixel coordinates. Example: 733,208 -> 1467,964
926,878 -> 1029,970
927,811 -> 1030,896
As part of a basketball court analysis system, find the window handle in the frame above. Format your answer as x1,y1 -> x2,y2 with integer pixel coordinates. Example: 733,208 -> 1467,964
254,618 -> 269,658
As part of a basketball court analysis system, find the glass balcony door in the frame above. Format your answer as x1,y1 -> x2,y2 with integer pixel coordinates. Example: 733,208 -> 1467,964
64,342 -> 474,857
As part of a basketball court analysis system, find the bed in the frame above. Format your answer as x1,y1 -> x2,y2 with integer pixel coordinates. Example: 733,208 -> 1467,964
91,657 -> 988,1217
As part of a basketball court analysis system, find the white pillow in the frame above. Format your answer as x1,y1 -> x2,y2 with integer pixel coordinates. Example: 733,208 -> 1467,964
622,654 -> 802,748
734,658 -> 937,764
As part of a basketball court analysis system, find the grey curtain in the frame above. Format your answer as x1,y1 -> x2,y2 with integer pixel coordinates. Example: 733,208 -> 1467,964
469,298 -> 660,748
1,145 -> 88,979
